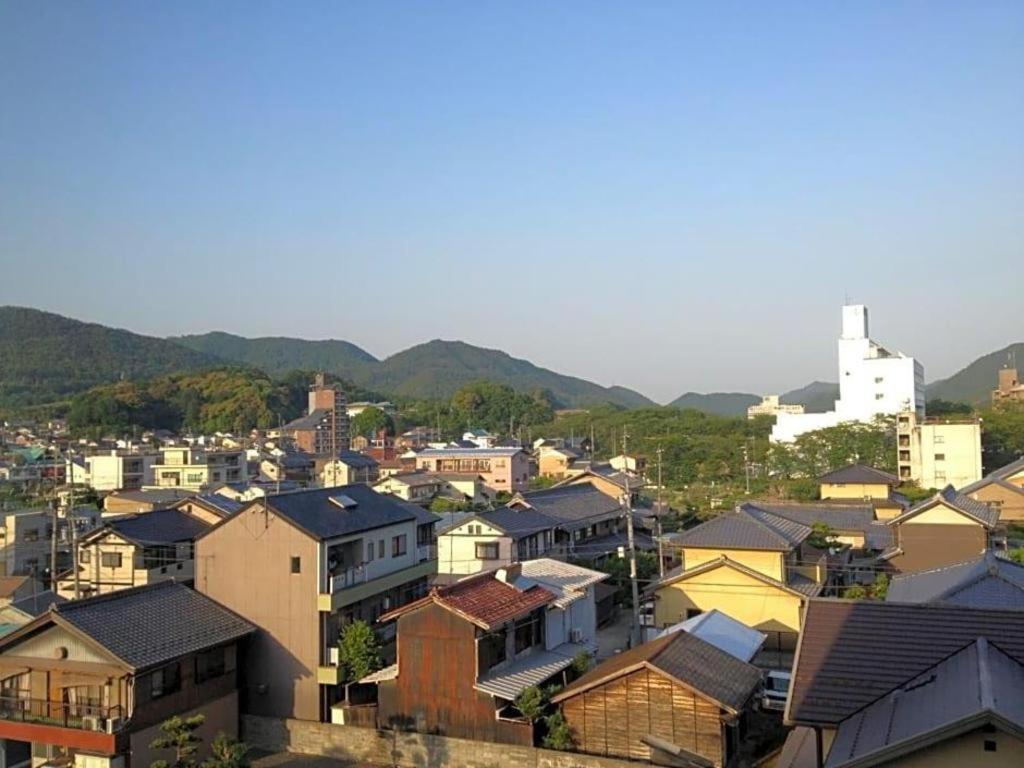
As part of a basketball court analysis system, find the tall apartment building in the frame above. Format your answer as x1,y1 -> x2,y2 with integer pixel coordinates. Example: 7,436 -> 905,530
281,373 -> 350,454
993,366 -> 1024,404
896,411 -> 982,490
772,305 -> 924,442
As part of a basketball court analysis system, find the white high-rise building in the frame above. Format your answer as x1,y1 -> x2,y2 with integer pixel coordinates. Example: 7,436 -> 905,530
771,305 -> 924,443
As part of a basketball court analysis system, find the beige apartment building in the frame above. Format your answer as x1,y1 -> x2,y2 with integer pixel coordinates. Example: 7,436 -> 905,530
993,366 -> 1024,404
83,450 -> 160,491
147,446 -> 246,492
747,394 -> 805,419
896,411 -> 982,490
415,447 -> 529,493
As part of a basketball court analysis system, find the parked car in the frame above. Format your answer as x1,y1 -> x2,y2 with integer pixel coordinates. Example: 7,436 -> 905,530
760,670 -> 792,712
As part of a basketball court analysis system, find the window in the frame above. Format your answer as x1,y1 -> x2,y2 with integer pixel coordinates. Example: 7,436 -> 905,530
476,542 -> 499,560
195,646 -> 226,683
514,612 -> 544,654
101,552 -> 122,568
934,435 -> 945,444
149,662 -> 181,699
391,534 -> 407,557
22,529 -> 39,543
874,377 -> 884,384
366,542 -> 375,562
290,556 -> 301,574
378,539 -> 384,559
686,608 -> 703,619
934,453 -> 945,462
984,740 -> 997,753
875,393 -> 884,400
80,550 -> 91,564
477,630 -> 506,673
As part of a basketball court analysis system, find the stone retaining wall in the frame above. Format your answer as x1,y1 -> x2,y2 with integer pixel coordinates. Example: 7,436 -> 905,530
242,715 -> 655,768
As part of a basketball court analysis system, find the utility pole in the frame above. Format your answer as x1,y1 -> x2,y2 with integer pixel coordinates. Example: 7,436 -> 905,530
743,442 -> 751,495
68,451 -> 80,600
656,445 -> 664,578
49,498 -> 58,592
621,431 -> 641,647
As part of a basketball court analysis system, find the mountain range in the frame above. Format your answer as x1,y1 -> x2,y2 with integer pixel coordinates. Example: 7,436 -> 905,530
0,306 -> 1017,414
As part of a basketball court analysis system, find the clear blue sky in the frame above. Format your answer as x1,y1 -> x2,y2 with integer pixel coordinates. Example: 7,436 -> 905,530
2,2 -> 1022,403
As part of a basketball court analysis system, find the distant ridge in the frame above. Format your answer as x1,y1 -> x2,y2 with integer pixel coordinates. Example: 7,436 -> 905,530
927,342 -> 1024,405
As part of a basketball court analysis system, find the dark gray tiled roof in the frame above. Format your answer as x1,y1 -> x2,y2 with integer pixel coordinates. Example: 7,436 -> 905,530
675,504 -> 810,551
818,464 -> 899,486
336,450 -> 378,469
553,629 -> 761,714
98,508 -> 210,544
752,502 -> 893,551
109,488 -> 196,505
48,582 -> 254,671
194,494 -> 245,515
478,507 -> 556,538
890,485 -> 1000,528
788,600 -> 1024,726
264,485 -> 429,540
960,455 -> 1024,495
825,638 -> 1024,768
10,590 -> 65,618
281,408 -> 331,431
886,551 -> 1024,608
512,484 -> 622,529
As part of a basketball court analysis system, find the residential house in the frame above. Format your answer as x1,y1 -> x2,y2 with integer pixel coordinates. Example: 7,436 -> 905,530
885,550 -> 1024,608
0,507 -> 101,579
651,504 -> 824,652
609,453 -> 646,477
0,576 -> 44,607
373,472 -> 445,505
882,485 -> 1000,574
317,450 -> 379,488
280,374 -> 349,454
653,609 -> 766,662
102,489 -> 197,516
194,485 -> 439,722
960,456 -> 1024,523
260,451 -> 314,486
818,464 -> 907,520
55,509 -> 210,598
0,590 -> 65,636
362,563 -> 594,745
551,630 -> 762,767
537,446 -> 583,479
462,429 -> 496,449
82,451 -> 160,492
0,581 -> 254,768
345,401 -> 396,419
896,410 -> 983,490
146,447 -> 246,492
749,501 -> 892,552
783,599 -> 1024,768
415,447 -> 529,494
170,494 -> 244,524
436,480 -> 652,578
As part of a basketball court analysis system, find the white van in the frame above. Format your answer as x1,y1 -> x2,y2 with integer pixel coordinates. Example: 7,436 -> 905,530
760,670 -> 792,712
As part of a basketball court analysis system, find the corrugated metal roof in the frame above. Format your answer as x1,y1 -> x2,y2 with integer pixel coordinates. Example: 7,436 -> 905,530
359,663 -> 398,683
787,600 -> 1024,727
475,642 -> 588,701
825,638 -> 1024,768
519,558 -> 609,609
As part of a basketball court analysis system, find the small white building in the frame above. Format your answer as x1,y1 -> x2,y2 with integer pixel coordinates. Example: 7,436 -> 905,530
772,305 -> 924,443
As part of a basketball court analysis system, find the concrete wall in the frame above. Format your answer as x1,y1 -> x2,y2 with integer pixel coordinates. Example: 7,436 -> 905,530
242,715 -> 665,768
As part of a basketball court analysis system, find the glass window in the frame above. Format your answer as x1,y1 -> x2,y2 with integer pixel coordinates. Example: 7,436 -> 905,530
80,549 -> 91,564
514,612 -> 544,655
378,539 -> 385,558
290,556 -> 301,574
195,646 -> 226,683
475,542 -> 499,560
101,552 -> 122,568
149,662 -> 181,699
391,534 -> 407,557
366,542 -> 375,562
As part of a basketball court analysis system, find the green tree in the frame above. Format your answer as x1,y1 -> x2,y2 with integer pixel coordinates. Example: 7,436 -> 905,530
542,711 -> 574,751
844,584 -> 868,600
807,522 -> 837,550
337,620 -> 383,682
202,733 -> 249,768
871,573 -> 889,601
351,406 -> 394,438
514,685 -> 547,723
570,651 -> 591,676
149,714 -> 205,768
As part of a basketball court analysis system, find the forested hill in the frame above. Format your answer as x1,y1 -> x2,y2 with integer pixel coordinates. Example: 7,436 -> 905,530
0,307 -> 222,408
927,342 -> 1024,405
174,334 -> 654,409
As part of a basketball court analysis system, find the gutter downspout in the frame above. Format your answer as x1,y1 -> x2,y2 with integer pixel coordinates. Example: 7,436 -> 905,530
816,727 -> 824,768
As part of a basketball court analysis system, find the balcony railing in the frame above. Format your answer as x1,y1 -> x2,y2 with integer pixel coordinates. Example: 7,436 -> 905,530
417,544 -> 437,562
329,566 -> 367,592
0,696 -> 125,732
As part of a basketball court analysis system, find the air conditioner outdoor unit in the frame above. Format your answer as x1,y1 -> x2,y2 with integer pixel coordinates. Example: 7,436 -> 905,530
328,647 -> 340,666
570,628 -> 583,644
80,715 -> 102,731
105,717 -> 123,734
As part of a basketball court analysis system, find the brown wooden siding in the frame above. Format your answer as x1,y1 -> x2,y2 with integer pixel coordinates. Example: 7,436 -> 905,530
377,602 -> 531,745
890,523 -> 988,573
559,667 -> 727,767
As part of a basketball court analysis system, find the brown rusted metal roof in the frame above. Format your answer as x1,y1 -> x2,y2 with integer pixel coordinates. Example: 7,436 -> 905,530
787,599 -> 1024,727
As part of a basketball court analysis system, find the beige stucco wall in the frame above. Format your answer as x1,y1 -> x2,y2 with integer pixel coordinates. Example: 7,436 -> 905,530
682,547 -> 785,581
653,562 -> 804,636
855,727 -> 1024,768
902,503 -> 978,525
820,482 -> 890,500
196,507 -> 321,721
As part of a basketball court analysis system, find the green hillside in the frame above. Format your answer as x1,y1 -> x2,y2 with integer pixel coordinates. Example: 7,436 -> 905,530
927,343 -> 1024,405
781,381 -> 839,413
173,331 -> 378,379
363,340 -> 654,409
0,307 -> 222,409
667,391 -> 760,416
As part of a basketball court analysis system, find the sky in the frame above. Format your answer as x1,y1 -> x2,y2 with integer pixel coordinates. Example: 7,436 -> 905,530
1,2 -> 1022,404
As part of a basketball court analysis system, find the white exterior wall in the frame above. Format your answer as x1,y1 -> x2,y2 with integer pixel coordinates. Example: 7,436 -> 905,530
85,454 -> 158,491
436,520 -> 514,577
918,422 -> 983,489
772,305 -> 924,443
321,518 -> 422,590
543,589 -> 598,651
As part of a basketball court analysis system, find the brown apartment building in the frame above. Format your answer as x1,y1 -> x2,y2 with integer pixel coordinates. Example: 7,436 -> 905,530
993,367 -> 1024,404
195,485 -> 438,722
280,374 -> 350,454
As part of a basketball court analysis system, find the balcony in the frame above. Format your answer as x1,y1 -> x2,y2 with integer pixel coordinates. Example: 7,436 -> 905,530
329,566 -> 367,593
417,544 -> 437,562
0,697 -> 123,754
318,559 -> 437,612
